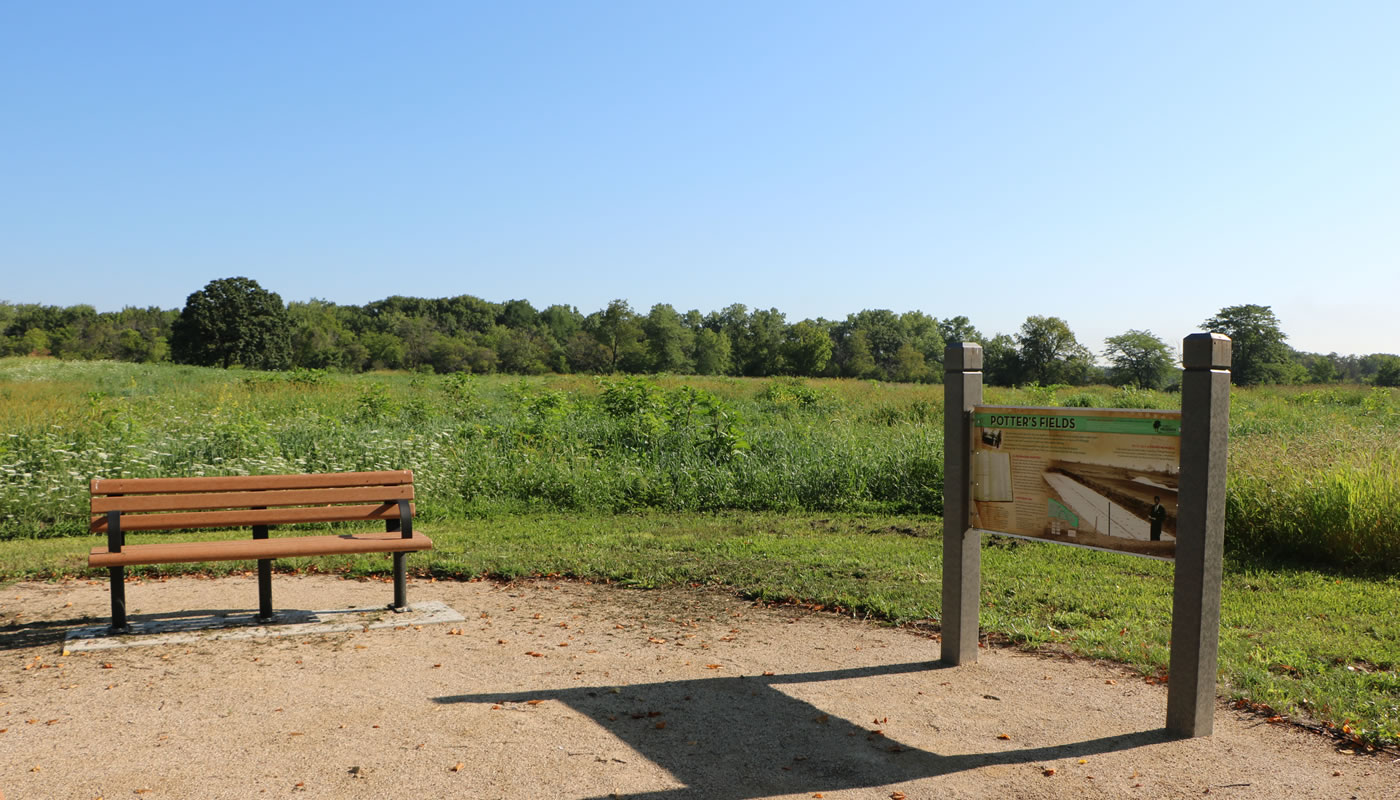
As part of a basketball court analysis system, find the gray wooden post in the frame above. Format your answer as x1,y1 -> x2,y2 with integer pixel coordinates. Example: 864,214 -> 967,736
942,343 -> 983,665
1166,333 -> 1232,737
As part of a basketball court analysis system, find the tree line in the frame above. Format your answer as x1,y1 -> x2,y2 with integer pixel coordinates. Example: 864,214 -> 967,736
3,278 -> 1398,388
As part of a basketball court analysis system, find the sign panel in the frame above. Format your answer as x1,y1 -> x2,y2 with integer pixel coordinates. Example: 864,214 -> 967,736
970,405 -> 1181,559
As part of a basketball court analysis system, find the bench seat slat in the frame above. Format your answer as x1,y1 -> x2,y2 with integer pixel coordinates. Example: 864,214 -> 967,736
89,532 -> 434,568
90,470 -> 413,496
91,485 -> 413,514
90,503 -> 414,533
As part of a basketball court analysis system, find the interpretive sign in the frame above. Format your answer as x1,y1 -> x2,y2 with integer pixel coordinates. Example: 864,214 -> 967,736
944,334 -> 1231,738
970,406 -> 1181,559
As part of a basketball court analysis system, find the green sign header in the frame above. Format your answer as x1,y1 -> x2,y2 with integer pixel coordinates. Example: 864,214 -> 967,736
973,411 -> 1180,436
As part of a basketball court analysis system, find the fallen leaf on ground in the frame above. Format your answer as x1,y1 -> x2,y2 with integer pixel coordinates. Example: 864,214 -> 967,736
1042,767 -> 1056,776
451,762 -> 464,772
527,699 -> 543,706
997,734 -> 1011,740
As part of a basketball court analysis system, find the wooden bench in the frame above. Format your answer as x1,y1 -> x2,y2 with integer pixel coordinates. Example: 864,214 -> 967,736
89,470 -> 433,633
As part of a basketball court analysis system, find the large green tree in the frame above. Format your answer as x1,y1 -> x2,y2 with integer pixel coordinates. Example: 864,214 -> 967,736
1103,329 -> 1176,389
1201,304 -> 1294,385
642,303 -> 693,373
1015,315 -> 1092,385
170,277 -> 291,369
1374,355 -> 1400,387
586,299 -> 646,372
982,333 -> 1022,386
691,328 -> 732,375
937,315 -> 983,346
782,320 -> 833,376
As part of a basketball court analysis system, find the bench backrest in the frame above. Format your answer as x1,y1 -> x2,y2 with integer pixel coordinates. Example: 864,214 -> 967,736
90,470 -> 415,533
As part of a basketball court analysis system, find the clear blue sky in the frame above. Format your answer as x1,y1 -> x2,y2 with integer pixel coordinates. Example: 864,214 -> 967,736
4,1 -> 1397,357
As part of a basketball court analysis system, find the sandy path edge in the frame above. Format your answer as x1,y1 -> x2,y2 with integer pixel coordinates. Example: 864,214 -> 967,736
2,574 -> 1396,800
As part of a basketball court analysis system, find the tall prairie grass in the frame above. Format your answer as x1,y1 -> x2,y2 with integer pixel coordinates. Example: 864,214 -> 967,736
1,358 -> 1396,570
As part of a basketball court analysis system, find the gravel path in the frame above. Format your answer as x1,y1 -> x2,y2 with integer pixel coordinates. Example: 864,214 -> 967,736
2,575 -> 1396,799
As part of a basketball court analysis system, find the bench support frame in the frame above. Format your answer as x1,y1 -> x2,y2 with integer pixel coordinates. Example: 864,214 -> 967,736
107,508 -> 129,634
255,521 -> 273,623
388,499 -> 412,612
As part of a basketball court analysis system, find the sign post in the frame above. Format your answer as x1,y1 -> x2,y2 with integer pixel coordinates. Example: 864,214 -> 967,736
941,342 -> 983,665
1166,333 -> 1232,737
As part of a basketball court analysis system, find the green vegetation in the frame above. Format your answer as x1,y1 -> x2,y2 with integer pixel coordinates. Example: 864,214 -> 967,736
0,358 -> 1396,745
5,291 -> 1398,388
2,359 -> 1398,569
1103,329 -> 1177,390
1202,304 -> 1299,386
170,277 -> 292,369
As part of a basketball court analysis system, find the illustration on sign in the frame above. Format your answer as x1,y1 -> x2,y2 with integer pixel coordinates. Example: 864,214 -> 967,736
970,405 -> 1181,559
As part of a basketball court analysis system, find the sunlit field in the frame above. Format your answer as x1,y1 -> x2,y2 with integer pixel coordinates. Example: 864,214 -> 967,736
3,358 -> 1397,571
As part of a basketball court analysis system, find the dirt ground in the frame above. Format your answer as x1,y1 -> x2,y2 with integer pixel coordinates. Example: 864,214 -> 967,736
2,574 -> 1396,800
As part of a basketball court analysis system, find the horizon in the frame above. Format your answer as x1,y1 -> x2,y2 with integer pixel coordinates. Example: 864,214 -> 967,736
3,285 -> 1394,362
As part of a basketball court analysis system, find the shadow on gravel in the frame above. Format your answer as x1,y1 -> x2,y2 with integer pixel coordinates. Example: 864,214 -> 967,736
0,607 -> 253,652
435,660 -> 1172,799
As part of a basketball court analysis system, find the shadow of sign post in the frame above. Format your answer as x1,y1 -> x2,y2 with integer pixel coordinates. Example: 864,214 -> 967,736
433,661 -> 1171,800
941,333 -> 1232,738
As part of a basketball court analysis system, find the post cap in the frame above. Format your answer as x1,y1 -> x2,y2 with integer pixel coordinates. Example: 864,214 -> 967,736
1182,332 -> 1231,370
944,342 -> 984,372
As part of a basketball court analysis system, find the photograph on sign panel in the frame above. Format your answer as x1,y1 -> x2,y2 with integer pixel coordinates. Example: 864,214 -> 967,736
970,406 -> 1181,559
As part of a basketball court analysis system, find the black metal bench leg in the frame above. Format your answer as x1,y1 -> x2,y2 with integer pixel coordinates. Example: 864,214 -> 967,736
108,565 -> 129,634
390,552 -> 408,612
257,558 -> 274,623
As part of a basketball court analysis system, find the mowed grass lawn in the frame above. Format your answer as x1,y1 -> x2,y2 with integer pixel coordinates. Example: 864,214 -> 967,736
4,511 -> 1397,748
